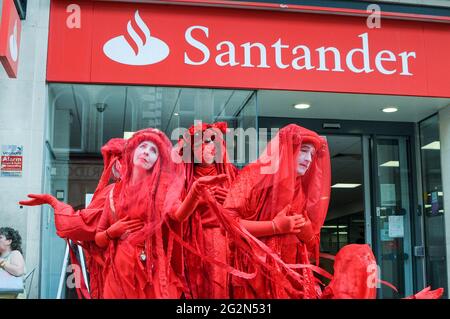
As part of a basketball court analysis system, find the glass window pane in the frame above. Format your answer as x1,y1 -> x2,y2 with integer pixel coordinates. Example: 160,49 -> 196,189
43,84 -> 256,297
420,114 -> 448,298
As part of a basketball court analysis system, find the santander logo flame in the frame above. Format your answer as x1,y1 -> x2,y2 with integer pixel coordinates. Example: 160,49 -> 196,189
9,19 -> 18,62
103,11 -> 170,66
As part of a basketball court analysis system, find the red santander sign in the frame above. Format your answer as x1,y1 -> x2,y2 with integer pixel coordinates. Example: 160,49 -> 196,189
0,0 -> 21,78
47,0 -> 450,98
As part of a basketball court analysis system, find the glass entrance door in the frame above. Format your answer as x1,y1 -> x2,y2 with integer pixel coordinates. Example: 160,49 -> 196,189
372,136 -> 414,298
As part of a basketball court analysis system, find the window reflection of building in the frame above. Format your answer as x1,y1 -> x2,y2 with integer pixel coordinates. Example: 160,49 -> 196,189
420,114 -> 448,298
42,84 -> 257,297
320,135 -> 364,281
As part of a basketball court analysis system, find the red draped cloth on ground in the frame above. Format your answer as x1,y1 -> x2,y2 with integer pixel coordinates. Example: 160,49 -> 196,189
97,129 -> 184,299
224,124 -> 331,299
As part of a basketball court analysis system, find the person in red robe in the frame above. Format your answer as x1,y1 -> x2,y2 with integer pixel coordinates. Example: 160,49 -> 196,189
94,128 -> 184,299
224,124 -> 331,299
170,122 -> 238,298
19,138 -> 126,298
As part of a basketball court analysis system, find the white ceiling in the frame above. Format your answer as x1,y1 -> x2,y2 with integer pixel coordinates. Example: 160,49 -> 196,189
49,85 -> 450,149
48,84 -> 253,150
258,90 -> 450,122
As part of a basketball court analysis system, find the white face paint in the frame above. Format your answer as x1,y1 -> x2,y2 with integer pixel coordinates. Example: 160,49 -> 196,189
133,141 -> 159,171
193,128 -> 221,164
201,136 -> 217,164
297,143 -> 315,176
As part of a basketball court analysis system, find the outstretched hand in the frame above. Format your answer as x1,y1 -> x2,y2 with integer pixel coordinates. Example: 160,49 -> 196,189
406,286 -> 444,299
19,194 -> 56,207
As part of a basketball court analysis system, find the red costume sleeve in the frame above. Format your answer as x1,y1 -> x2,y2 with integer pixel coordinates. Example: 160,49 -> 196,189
96,196 -> 112,233
54,184 -> 114,242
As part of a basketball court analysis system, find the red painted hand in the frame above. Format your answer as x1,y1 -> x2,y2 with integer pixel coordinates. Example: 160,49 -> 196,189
107,216 -> 145,239
19,194 -> 57,207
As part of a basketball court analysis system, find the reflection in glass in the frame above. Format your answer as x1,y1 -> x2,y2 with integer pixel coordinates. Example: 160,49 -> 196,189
373,137 -> 413,299
420,114 -> 448,298
320,136 -> 364,282
43,84 -> 256,298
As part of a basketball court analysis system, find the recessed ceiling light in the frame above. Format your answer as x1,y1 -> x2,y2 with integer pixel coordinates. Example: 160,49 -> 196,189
322,225 -> 348,229
333,231 -> 348,235
380,161 -> 399,167
331,183 -> 361,188
294,103 -> 310,109
382,107 -> 398,113
421,141 -> 440,150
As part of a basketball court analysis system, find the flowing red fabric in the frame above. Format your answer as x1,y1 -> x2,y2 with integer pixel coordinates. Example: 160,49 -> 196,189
405,286 -> 444,299
92,138 -> 126,199
224,124 -> 331,298
321,244 -> 378,299
175,122 -> 238,299
322,244 -> 444,299
51,138 -> 126,298
53,184 -> 114,243
98,128 -> 185,299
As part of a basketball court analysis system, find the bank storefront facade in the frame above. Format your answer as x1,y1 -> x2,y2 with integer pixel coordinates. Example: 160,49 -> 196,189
1,0 -> 450,299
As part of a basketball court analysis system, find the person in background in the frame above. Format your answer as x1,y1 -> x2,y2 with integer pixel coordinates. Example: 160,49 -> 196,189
0,227 -> 26,299
0,227 -> 25,277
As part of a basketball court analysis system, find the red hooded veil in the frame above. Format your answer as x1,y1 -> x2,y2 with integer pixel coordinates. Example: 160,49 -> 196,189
52,138 -> 126,242
179,121 -> 238,191
98,128 -> 184,299
224,124 -> 331,298
92,138 -> 126,199
174,122 -> 238,298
